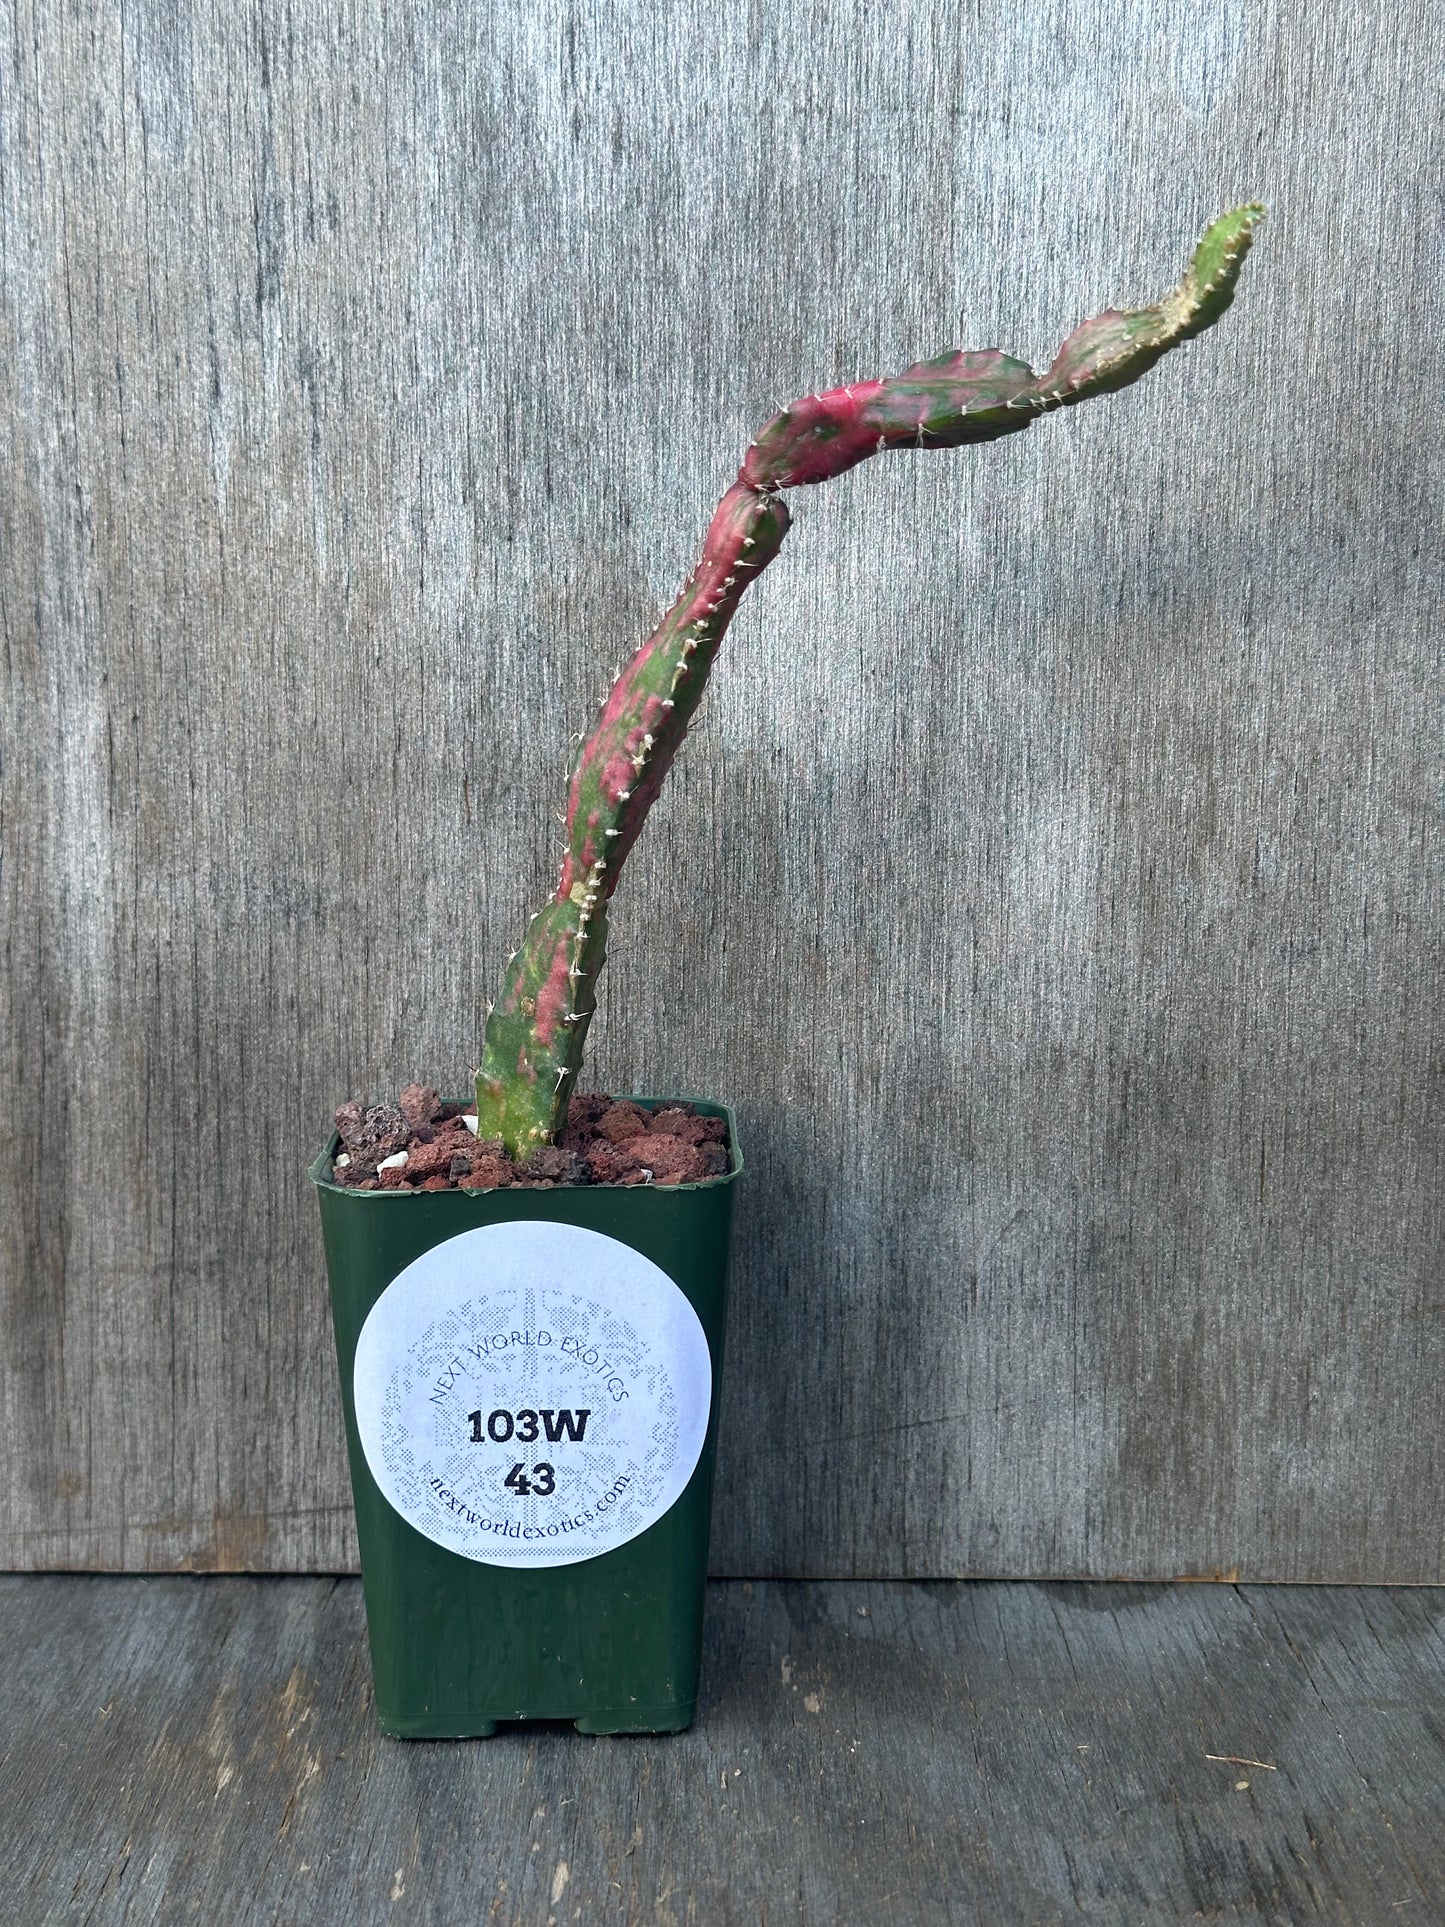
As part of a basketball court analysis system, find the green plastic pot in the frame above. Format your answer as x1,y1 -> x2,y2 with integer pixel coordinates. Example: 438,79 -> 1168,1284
310,1097 -> 740,1738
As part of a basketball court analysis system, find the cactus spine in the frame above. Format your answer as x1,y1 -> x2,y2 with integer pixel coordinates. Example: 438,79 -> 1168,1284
476,204 -> 1264,1154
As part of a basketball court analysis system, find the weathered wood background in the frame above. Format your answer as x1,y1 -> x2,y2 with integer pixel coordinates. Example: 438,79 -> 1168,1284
2,0 -> 1439,1578
8,1577 -> 1444,1921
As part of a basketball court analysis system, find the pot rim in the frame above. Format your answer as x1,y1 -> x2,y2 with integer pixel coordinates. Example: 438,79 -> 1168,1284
307,1092 -> 744,1197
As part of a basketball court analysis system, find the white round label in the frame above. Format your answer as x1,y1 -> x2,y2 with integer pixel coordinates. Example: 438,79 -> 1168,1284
352,1221 -> 713,1567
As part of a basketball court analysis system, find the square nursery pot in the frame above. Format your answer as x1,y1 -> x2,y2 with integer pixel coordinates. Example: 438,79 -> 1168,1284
310,1096 -> 740,1738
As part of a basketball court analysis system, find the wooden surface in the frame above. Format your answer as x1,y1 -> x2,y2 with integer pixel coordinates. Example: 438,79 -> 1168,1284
2,1 -> 1441,1579
3,1576 -> 1442,1925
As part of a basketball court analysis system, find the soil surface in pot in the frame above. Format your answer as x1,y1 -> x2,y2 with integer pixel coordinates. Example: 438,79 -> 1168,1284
329,1086 -> 732,1192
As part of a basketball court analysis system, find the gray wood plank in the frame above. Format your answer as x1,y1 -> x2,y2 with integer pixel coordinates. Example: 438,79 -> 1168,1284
1,0 -> 1441,1579
2,1575 -> 1442,1924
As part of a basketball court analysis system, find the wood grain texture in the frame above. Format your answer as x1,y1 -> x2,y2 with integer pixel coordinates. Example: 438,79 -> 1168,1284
1,0 -> 1440,1576
3,1575 -> 1443,1923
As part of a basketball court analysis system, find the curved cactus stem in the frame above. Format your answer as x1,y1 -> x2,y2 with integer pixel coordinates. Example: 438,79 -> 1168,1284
475,485 -> 791,1148
476,204 -> 1264,1154
739,204 -> 1264,490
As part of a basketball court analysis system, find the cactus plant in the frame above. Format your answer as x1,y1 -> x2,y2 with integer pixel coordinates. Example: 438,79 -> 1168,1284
476,204 -> 1264,1155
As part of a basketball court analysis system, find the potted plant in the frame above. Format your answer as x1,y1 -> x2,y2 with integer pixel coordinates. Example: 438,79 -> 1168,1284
312,204 -> 1264,1737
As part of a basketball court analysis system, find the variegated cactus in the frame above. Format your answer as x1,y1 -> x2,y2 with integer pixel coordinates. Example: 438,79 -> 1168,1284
477,204 -> 1264,1154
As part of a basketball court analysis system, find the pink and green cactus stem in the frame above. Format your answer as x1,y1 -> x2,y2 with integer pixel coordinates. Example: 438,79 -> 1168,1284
476,203 -> 1264,1155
